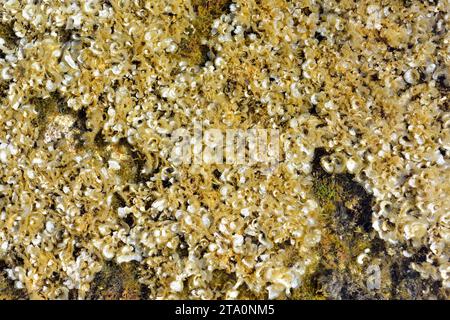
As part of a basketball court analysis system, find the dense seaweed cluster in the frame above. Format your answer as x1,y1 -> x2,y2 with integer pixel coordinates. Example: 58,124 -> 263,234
0,0 -> 448,299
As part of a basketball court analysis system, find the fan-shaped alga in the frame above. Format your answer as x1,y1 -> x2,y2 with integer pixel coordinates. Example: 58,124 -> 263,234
0,0 -> 449,299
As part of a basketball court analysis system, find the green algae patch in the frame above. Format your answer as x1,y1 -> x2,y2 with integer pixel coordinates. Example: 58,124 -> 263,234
300,148 -> 377,299
313,178 -> 338,205
312,148 -> 374,232
302,148 -> 446,299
